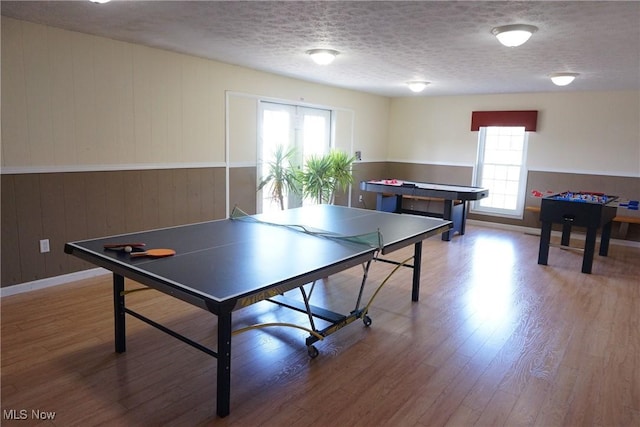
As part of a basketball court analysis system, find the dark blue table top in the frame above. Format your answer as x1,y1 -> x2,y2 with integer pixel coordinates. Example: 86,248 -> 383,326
65,205 -> 450,311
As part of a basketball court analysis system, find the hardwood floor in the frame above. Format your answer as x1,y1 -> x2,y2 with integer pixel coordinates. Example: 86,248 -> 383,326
1,225 -> 639,426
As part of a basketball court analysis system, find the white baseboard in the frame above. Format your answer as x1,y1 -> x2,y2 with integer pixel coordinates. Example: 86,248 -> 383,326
1,268 -> 109,298
467,219 -> 640,248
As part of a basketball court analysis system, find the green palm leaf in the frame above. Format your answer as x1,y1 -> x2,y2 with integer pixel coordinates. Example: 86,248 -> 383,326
258,145 -> 300,210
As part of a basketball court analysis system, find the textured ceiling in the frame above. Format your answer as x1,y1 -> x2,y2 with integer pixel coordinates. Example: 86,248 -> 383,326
2,1 -> 639,97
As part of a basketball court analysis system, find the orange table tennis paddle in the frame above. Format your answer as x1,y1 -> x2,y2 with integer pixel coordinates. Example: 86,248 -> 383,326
129,248 -> 176,258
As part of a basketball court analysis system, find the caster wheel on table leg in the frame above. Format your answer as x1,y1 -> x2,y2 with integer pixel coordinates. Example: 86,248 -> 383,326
363,315 -> 372,327
307,345 -> 319,359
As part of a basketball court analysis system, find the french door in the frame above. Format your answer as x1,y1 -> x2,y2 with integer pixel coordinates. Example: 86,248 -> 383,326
258,102 -> 332,213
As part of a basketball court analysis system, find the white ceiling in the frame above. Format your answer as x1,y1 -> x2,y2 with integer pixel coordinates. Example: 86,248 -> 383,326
2,1 -> 639,97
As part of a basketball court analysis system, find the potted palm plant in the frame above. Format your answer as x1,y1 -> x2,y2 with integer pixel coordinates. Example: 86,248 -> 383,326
257,145 -> 300,210
299,149 -> 356,204
327,150 -> 356,204
299,153 -> 333,204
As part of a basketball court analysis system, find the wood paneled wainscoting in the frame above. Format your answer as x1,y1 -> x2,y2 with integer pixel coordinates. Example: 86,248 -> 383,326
2,225 -> 638,426
1,168 -> 227,288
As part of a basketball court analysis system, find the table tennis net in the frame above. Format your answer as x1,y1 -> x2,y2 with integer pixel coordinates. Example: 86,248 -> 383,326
230,206 -> 383,250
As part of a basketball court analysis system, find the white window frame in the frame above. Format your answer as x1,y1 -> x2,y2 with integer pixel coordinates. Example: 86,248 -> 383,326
471,126 -> 529,219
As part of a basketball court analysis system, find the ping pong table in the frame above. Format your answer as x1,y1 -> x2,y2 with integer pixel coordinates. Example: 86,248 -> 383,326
64,204 -> 451,417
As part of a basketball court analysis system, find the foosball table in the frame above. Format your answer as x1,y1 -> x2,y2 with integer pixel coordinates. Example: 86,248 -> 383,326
537,191 -> 618,274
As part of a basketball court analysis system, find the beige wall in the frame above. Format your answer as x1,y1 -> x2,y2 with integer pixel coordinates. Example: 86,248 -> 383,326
388,92 -> 640,177
1,17 -> 390,172
227,93 -> 258,165
7,16 -> 635,180
2,18 -> 224,167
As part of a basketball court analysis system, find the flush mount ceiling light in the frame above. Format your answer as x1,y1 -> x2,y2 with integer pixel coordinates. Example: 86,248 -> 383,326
407,81 -> 430,93
550,72 -> 579,86
306,49 -> 339,65
90,0 -> 111,3
491,24 -> 538,47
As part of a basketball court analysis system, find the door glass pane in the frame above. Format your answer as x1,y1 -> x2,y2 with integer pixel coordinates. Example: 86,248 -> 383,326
302,111 -> 330,158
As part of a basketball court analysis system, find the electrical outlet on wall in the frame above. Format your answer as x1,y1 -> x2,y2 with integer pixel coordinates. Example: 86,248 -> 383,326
39,239 -> 50,253
358,194 -> 363,203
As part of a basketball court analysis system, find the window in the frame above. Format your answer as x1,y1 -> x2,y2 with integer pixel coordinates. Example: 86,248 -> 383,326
258,102 -> 332,213
472,126 -> 529,218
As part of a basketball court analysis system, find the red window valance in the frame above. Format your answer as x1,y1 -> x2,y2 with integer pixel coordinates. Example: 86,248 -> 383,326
471,110 -> 538,131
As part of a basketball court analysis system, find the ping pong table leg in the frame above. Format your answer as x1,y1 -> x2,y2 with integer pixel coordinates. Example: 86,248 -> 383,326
217,312 -> 232,417
113,274 -> 126,353
411,242 -> 423,301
